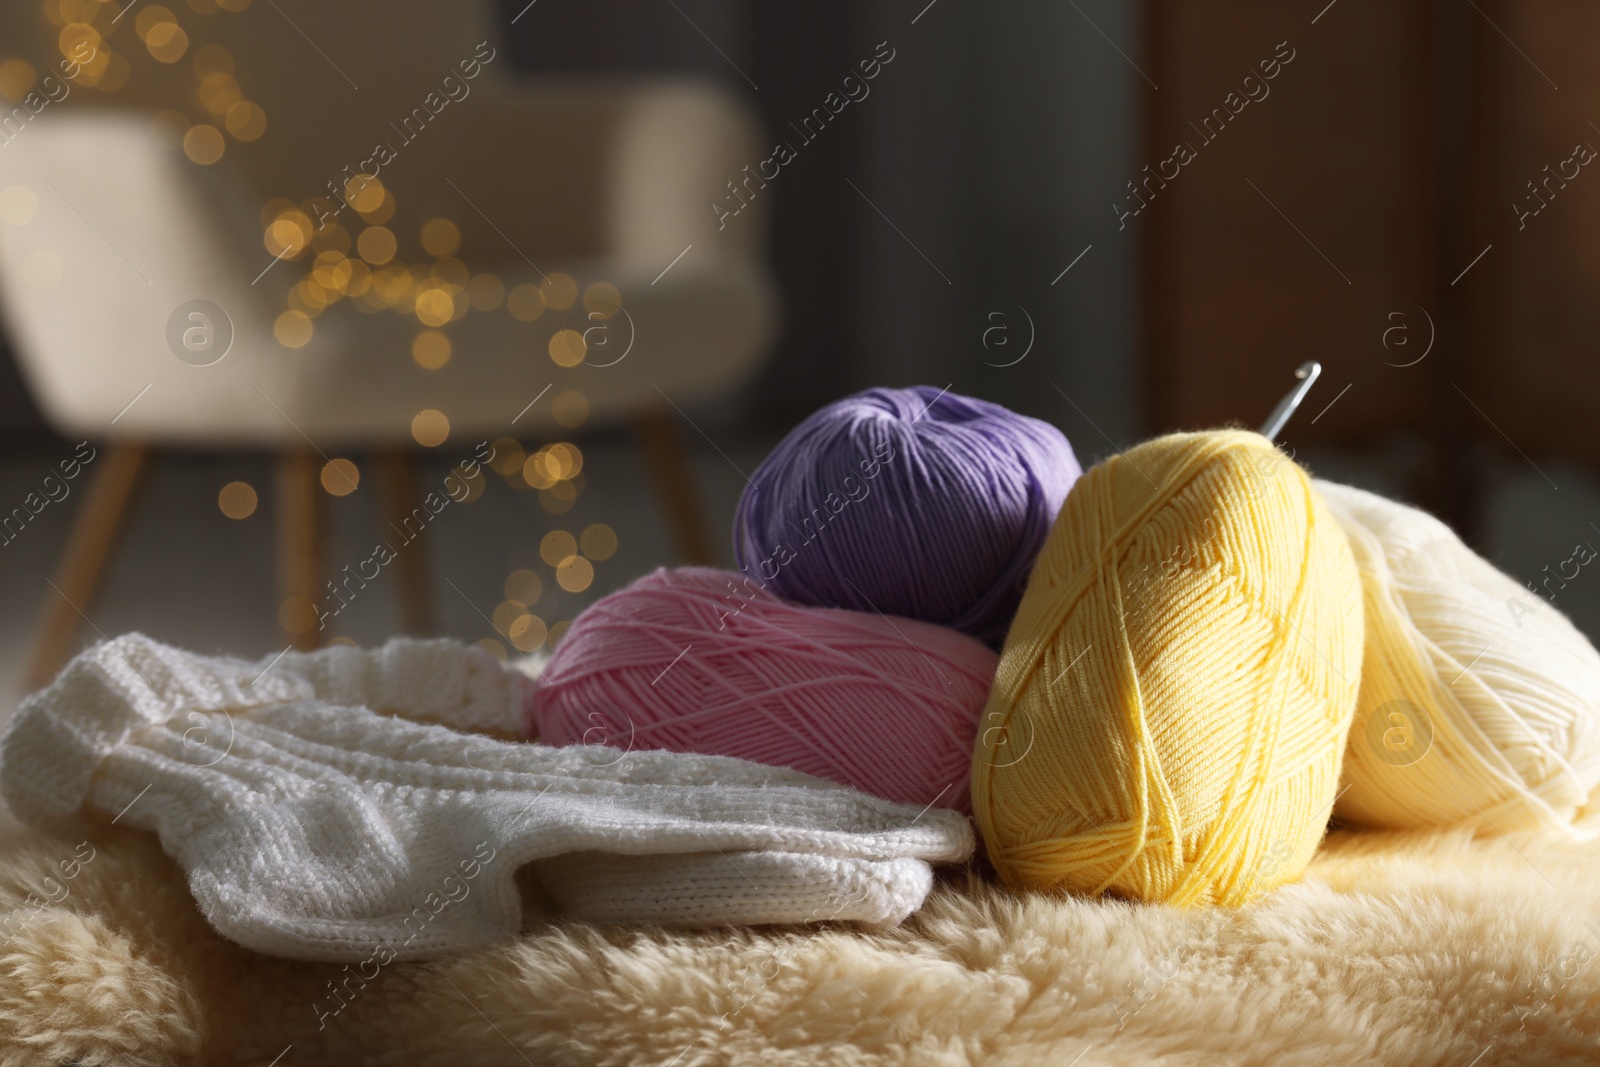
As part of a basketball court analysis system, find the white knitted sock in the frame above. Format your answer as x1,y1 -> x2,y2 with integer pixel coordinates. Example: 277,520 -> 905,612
2,636 -> 972,962
268,638 -> 537,737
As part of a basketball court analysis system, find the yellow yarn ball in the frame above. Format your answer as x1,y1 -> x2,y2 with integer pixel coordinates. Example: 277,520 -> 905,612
971,430 -> 1363,906
1318,480 -> 1600,837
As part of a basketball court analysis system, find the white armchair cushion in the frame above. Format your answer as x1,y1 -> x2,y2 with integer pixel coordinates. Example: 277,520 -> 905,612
0,94 -> 776,446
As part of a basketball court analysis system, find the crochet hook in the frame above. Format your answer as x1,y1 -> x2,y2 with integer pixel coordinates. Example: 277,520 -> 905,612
1258,361 -> 1321,442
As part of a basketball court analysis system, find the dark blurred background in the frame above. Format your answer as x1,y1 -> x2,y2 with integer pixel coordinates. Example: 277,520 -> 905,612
3,0 -> 1599,698
0,0 -> 1143,444
497,0 -> 1145,445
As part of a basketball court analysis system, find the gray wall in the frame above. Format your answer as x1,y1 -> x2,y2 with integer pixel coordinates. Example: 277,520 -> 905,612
501,0 -> 1145,449
966,0 -> 1146,458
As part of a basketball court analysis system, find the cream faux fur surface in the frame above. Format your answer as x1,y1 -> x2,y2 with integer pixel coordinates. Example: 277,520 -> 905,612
2,817 -> 1599,1066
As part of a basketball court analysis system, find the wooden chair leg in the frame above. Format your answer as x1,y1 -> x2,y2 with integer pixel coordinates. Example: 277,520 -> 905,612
276,449 -> 324,650
635,407 -> 716,566
23,442 -> 151,691
375,449 -> 434,635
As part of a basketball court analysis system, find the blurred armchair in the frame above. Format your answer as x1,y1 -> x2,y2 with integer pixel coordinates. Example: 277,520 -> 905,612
0,1 -> 777,687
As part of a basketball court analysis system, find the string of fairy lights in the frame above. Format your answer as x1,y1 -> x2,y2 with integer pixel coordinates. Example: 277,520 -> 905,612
0,0 -> 621,660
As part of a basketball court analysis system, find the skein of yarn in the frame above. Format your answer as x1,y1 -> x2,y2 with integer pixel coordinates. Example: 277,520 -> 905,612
531,567 -> 998,811
1317,480 -> 1600,837
732,386 -> 1081,645
971,430 -> 1363,906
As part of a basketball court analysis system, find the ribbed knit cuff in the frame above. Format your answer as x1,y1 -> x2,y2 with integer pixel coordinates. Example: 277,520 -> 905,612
1,633 -> 310,824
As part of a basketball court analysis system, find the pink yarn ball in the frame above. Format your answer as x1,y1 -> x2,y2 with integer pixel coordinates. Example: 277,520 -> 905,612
531,567 -> 998,811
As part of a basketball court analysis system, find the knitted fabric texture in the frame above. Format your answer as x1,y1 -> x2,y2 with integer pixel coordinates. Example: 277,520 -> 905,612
0,635 -> 974,962
271,639 -> 537,738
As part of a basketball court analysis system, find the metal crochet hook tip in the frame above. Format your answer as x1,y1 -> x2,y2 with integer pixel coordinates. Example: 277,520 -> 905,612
1258,361 -> 1322,442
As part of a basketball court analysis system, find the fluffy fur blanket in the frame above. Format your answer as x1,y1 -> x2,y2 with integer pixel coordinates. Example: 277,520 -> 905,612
1,815 -> 1596,1066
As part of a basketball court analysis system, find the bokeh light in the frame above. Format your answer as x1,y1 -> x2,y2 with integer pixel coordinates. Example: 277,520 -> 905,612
549,329 -> 586,367
274,309 -> 312,347
414,286 -> 455,327
0,60 -> 37,101
540,272 -> 577,310
487,440 -> 523,479
217,480 -> 257,519
411,330 -> 451,369
356,189 -> 395,224
225,100 -> 266,140
320,458 -> 359,496
145,21 -> 189,63
192,43 -> 234,78
545,442 -> 582,479
265,209 -> 312,259
504,568 -> 542,604
74,55 -> 113,90
411,408 -> 449,446
198,73 -> 242,115
60,22 -> 101,61
582,281 -> 622,318
544,447 -> 572,481
580,523 -> 617,561
344,260 -> 371,296
430,256 -> 469,287
357,225 -> 396,265
369,265 -> 409,308
420,218 -> 460,257
289,278 -> 329,315
14,0 -> 618,519
556,555 -> 594,593
492,598 -> 525,634
507,283 -> 544,322
182,124 -> 225,164
540,530 -> 577,566
547,620 -> 571,647
522,452 -> 555,490
508,613 -> 547,653
523,444 -> 582,490
552,390 -> 589,428
346,177 -> 386,215
311,250 -> 353,292
134,6 -> 174,39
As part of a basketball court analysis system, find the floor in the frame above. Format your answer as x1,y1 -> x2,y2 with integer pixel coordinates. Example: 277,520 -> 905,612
3,428 -> 1600,715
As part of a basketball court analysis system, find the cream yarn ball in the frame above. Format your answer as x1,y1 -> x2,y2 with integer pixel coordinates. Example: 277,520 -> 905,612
1318,479 -> 1600,837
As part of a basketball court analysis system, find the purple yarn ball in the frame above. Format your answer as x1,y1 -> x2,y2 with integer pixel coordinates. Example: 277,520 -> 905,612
733,385 -> 1081,644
